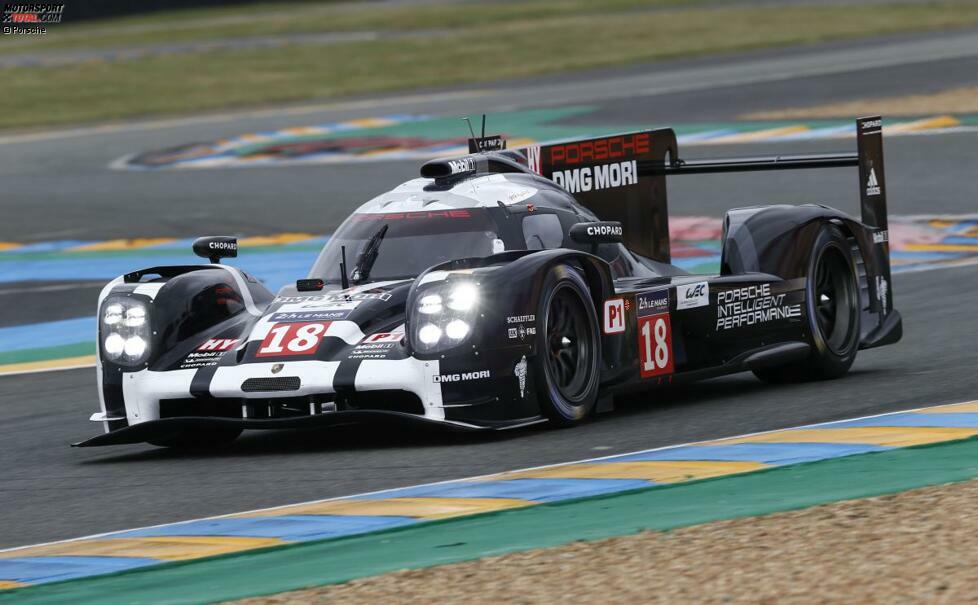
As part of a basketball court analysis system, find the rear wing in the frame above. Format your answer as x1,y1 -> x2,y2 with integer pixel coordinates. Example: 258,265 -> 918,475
519,115 -> 889,289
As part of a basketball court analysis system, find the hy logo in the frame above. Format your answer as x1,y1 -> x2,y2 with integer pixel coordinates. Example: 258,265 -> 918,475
866,167 -> 881,196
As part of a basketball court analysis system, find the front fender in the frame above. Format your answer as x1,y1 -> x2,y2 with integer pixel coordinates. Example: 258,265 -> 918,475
95,265 -> 274,428
404,250 -> 615,414
409,249 -> 615,357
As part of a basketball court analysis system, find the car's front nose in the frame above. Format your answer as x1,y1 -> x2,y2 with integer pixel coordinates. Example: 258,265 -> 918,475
206,355 -> 449,421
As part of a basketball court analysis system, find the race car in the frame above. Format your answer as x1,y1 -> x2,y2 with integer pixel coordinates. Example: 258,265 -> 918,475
77,116 -> 901,447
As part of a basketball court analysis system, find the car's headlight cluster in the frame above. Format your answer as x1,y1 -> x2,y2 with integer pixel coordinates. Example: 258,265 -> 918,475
411,281 -> 479,353
100,298 -> 152,366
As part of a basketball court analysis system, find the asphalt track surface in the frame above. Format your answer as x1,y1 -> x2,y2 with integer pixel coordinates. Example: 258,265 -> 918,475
2,29 -> 978,548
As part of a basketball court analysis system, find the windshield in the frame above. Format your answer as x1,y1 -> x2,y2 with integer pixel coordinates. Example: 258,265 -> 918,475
309,209 -> 503,284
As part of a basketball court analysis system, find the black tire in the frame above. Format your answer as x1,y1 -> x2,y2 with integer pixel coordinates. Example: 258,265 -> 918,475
532,264 -> 601,427
149,427 -> 242,449
754,224 -> 861,383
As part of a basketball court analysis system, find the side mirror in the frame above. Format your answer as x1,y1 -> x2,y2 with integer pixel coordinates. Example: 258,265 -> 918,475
193,236 -> 237,264
569,222 -> 623,245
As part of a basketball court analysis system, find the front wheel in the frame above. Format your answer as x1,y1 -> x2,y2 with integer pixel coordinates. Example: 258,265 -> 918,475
533,265 -> 601,427
754,224 -> 861,383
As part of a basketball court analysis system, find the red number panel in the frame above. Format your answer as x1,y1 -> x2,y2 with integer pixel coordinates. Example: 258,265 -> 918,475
256,322 -> 330,358
638,313 -> 673,378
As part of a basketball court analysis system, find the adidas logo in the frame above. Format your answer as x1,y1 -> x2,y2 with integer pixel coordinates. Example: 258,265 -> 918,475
866,168 -> 881,196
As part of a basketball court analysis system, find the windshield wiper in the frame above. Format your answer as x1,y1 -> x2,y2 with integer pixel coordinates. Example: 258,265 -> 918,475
351,224 -> 388,284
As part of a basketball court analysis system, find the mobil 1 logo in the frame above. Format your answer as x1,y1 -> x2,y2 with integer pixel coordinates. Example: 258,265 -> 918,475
636,290 -> 673,379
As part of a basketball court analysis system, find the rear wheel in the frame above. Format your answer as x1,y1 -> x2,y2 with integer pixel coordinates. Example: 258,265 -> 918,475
753,225 -> 860,382
533,265 -> 601,426
149,427 -> 242,449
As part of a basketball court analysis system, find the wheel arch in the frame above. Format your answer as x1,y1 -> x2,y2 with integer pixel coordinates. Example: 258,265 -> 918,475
507,248 -> 616,316
721,204 -> 879,283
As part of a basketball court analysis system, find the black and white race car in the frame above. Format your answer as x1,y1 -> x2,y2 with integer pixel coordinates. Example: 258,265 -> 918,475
78,117 -> 901,447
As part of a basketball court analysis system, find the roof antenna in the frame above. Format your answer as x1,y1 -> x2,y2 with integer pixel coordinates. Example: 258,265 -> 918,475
339,245 -> 350,290
462,116 -> 477,139
481,114 -> 486,139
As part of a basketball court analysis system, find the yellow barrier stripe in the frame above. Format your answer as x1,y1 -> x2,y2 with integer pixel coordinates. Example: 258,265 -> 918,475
886,115 -> 960,133
0,242 -> 22,251
0,355 -> 95,376
715,427 -> 978,447
238,133 -> 271,143
69,238 -> 176,252
346,117 -> 396,129
502,460 -> 768,483
903,243 -> 978,252
919,400 -> 978,413
0,581 -> 27,590
280,126 -> 329,136
0,536 -> 284,562
237,497 -> 533,520
237,233 -> 317,247
708,125 -> 810,144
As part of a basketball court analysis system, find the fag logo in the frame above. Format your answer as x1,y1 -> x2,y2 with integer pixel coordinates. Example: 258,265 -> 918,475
603,298 -> 626,334
866,168 -> 881,196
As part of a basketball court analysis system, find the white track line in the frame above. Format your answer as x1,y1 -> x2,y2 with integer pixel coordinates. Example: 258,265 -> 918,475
2,397 -> 971,555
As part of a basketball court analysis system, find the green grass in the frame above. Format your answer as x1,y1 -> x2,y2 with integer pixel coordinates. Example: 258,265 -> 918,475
0,0 -> 707,53
2,2 -> 978,131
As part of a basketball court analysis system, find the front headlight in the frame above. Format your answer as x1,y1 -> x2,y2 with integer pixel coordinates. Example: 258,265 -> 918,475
411,281 -> 480,353
100,297 -> 152,366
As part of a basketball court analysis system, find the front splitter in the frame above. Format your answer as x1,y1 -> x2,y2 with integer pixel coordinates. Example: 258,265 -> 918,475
72,411 -> 548,446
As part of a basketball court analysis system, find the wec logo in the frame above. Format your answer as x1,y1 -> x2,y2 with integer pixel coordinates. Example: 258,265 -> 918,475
676,282 -> 709,310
